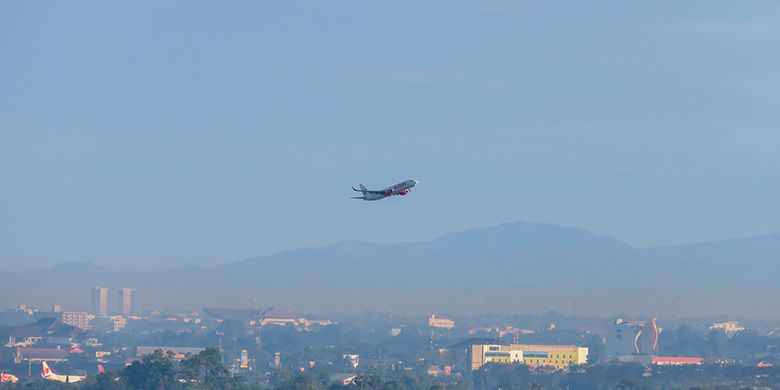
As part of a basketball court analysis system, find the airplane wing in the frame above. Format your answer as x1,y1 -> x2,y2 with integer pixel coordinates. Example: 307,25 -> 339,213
351,186 -> 386,194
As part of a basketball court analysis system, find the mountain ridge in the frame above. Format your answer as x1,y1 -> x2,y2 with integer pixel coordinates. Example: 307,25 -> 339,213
1,221 -> 778,318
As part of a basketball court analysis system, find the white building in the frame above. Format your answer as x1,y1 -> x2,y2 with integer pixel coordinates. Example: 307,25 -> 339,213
62,312 -> 95,330
428,315 -> 455,330
110,316 -> 127,332
710,321 -> 745,335
343,354 -> 359,368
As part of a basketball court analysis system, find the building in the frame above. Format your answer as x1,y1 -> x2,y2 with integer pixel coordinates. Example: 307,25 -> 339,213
298,318 -> 334,329
343,354 -> 359,368
109,316 -> 127,332
470,344 -> 588,371
240,349 -> 249,369
52,305 -> 61,313
428,315 -> 456,330
62,312 -> 95,330
470,344 -> 522,370
710,321 -> 745,335
652,356 -> 703,366
117,288 -> 134,315
95,351 -> 112,362
606,318 -> 659,356
258,308 -> 298,327
4,318 -> 81,347
203,308 -> 261,323
15,347 -> 69,364
92,286 -> 109,317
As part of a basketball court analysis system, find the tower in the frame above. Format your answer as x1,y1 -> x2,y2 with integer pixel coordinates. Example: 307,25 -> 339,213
117,288 -> 134,315
92,286 -> 109,317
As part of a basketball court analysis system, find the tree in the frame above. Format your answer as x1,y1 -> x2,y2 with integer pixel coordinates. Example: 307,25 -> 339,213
181,348 -> 231,388
122,349 -> 179,390
274,373 -> 323,390
81,372 -> 127,390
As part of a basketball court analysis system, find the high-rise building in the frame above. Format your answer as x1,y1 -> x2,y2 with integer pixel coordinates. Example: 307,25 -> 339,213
117,288 -> 134,315
92,286 -> 109,317
52,304 -> 61,313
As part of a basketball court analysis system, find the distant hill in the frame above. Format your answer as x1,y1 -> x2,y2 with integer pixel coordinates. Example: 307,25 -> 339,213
1,222 -> 778,318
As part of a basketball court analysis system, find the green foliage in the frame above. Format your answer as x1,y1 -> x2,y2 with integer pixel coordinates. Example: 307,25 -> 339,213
273,368 -> 438,390
274,373 -> 322,390
13,348 -> 262,390
81,372 -> 126,390
122,350 -> 178,389
180,348 -> 230,389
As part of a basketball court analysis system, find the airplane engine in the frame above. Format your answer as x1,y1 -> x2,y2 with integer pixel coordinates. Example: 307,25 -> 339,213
399,189 -> 410,195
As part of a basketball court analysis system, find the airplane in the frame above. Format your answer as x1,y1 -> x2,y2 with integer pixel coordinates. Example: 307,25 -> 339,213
1,371 -> 18,383
351,179 -> 419,201
42,361 -> 86,383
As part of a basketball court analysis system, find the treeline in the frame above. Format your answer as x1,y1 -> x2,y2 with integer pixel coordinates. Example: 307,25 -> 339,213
473,362 -> 780,390
0,348 -> 261,390
273,369 -> 467,390
0,363 -> 465,390
660,326 -> 780,362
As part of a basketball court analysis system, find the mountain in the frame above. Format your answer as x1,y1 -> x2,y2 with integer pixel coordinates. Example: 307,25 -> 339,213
1,222 -> 778,318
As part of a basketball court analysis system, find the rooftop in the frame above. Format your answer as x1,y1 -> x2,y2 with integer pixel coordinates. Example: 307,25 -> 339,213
16,347 -> 70,360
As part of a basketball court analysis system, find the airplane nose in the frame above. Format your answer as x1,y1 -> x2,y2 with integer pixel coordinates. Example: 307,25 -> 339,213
413,179 -> 419,185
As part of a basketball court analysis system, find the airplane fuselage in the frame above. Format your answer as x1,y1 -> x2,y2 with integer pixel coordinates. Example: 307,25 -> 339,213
1,372 -> 19,383
42,362 -> 85,383
353,179 -> 418,201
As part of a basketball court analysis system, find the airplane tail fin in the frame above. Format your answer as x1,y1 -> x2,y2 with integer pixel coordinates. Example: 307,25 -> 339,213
352,184 -> 368,194
98,364 -> 105,374
41,361 -> 51,377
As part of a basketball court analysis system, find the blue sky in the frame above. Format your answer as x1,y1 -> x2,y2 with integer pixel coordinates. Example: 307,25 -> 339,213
2,1 -> 779,270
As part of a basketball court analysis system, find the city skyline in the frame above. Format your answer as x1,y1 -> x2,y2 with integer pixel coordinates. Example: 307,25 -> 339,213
2,1 -> 779,388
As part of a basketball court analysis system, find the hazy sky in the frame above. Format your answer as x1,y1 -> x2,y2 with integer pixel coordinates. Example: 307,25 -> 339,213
2,1 -> 779,270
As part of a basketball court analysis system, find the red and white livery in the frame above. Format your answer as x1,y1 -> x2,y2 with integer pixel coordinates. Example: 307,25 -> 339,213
42,361 -> 86,383
351,179 -> 419,201
1,372 -> 19,383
